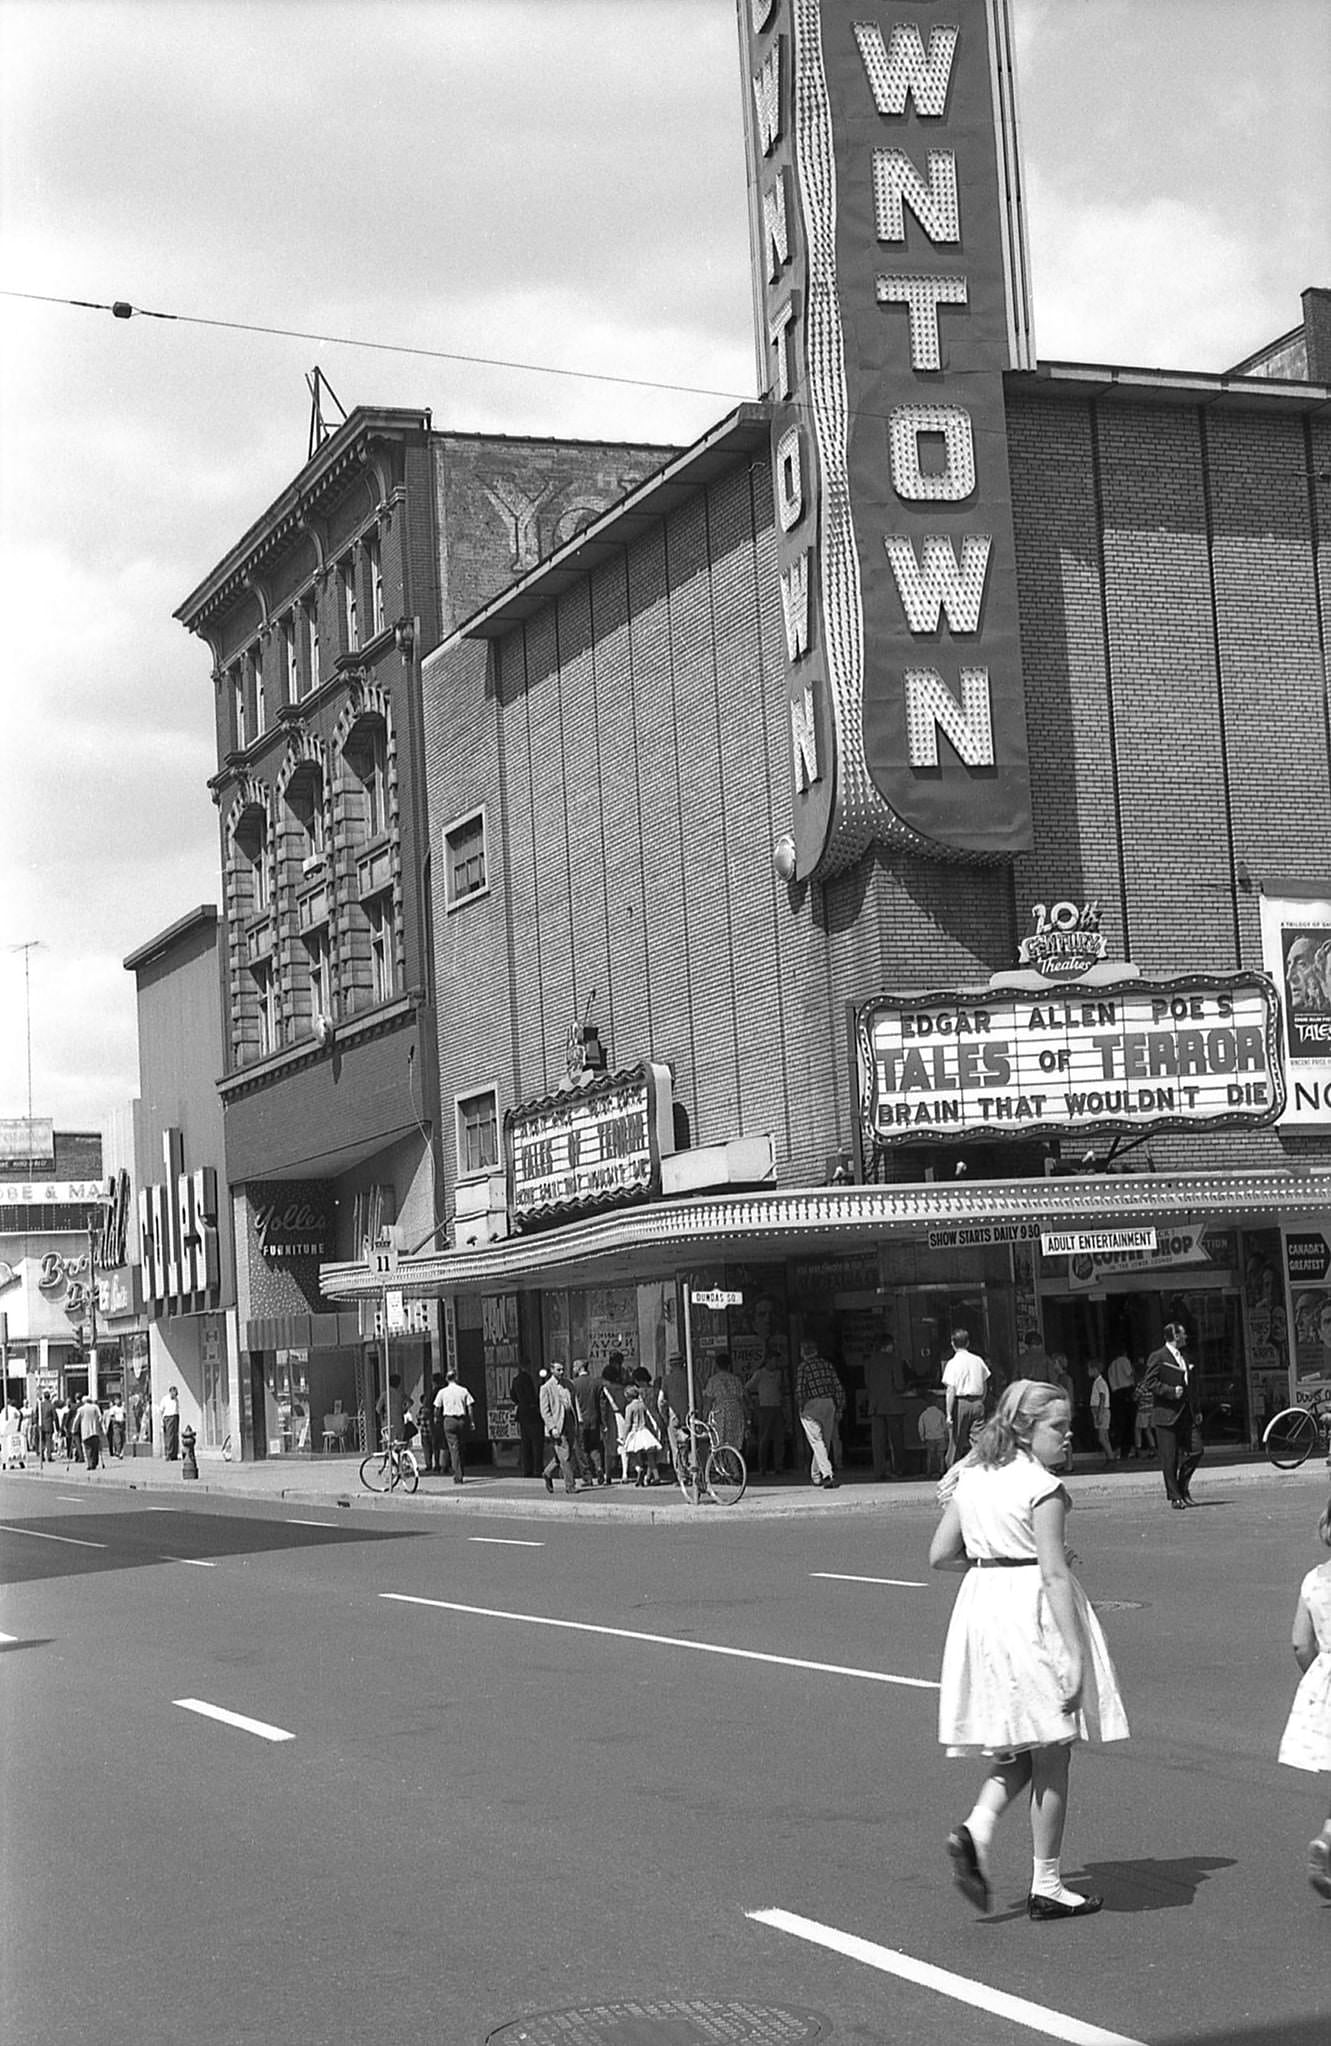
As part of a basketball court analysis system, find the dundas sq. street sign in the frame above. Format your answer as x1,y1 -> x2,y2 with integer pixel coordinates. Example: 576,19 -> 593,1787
856,972 -> 1285,1149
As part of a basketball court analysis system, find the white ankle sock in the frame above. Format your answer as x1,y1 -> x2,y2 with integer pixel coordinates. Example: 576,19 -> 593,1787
1031,1856 -> 1084,1903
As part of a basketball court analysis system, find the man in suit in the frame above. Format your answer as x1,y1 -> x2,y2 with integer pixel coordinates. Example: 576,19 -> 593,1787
1139,1322 -> 1202,1508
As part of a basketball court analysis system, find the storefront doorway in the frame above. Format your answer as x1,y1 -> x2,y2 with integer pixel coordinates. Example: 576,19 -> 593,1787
1042,1285 -> 1248,1446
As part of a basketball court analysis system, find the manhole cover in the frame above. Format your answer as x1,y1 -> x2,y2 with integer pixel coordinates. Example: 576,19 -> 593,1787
1092,1599 -> 1145,1611
486,1999 -> 827,2045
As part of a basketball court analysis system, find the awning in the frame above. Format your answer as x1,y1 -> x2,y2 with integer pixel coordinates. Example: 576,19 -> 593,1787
317,1166 -> 1331,1301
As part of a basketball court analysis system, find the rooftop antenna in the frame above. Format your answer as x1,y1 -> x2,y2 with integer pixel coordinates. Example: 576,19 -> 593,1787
8,939 -> 43,1158
306,366 -> 348,460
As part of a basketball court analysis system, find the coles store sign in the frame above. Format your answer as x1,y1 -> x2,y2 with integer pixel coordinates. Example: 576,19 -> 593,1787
857,973 -> 1284,1145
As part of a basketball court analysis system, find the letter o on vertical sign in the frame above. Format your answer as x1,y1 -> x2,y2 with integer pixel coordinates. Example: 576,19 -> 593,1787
775,423 -> 804,532
888,404 -> 976,503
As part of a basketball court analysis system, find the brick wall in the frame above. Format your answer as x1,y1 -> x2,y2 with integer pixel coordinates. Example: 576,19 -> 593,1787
423,393 -> 1331,1210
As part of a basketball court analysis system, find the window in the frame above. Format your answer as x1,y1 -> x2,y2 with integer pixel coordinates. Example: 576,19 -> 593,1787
444,810 -> 487,908
234,806 -> 269,914
365,530 -> 385,636
302,593 -> 320,697
344,718 -> 388,840
282,615 -> 298,705
304,928 -> 332,1023
251,645 -> 265,740
340,554 -> 358,652
287,766 -> 325,864
231,664 -> 247,751
457,1089 -> 499,1177
366,895 -> 395,1004
252,960 -> 276,1059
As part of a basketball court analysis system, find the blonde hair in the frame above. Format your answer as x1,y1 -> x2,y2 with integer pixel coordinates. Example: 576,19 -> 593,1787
967,1379 -> 1069,1469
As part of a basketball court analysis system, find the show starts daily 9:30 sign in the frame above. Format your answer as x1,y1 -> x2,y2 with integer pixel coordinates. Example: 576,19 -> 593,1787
737,0 -> 1034,879
856,974 -> 1284,1148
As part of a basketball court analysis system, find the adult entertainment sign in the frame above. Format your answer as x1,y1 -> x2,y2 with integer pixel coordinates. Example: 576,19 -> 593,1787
506,1062 -> 675,1231
856,973 -> 1283,1149
737,0 -> 1034,879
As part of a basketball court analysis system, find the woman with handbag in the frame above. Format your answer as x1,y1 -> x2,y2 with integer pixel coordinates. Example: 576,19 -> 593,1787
434,1366 -> 475,1485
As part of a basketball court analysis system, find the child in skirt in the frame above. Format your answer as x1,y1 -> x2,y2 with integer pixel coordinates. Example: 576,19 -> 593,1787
622,1372 -> 663,1486
929,1378 -> 1130,1921
1277,1493 -> 1331,1898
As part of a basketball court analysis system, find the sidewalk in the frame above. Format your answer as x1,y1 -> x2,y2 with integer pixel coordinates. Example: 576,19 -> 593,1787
9,1440 -> 1317,1522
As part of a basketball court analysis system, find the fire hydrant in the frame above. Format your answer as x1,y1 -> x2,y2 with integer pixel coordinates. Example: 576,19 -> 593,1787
181,1425 -> 198,1480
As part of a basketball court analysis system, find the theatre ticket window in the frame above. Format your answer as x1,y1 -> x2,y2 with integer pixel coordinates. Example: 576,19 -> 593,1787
444,809 -> 487,910
457,1089 -> 499,1178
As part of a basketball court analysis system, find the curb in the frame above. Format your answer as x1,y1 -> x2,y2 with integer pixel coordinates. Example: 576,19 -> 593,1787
8,1448 -> 1322,1523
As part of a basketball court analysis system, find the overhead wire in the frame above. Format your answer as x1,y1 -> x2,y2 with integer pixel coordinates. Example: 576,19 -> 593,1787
0,286 -> 749,403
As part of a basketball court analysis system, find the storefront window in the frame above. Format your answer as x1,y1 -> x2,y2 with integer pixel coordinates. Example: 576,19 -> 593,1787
123,1332 -> 152,1446
265,1348 -> 311,1454
201,1315 -> 229,1448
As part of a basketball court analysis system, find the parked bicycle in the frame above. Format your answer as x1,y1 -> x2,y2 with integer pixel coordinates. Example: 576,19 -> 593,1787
674,1411 -> 746,1506
1262,1395 -> 1331,1471
360,1435 -> 420,1494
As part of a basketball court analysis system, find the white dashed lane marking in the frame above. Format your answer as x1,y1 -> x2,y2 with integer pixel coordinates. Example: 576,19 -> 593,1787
468,1537 -> 544,1548
811,1572 -> 928,1588
0,1523 -> 107,1548
383,1595 -> 939,1689
174,1699 -> 294,1742
749,1909 -> 1148,2046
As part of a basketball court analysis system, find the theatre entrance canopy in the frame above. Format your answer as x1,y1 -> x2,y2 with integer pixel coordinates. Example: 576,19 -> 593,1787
318,1167 -> 1331,1305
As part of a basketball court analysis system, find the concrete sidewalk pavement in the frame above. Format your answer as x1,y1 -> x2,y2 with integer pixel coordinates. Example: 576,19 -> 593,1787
7,1438 -> 1318,1522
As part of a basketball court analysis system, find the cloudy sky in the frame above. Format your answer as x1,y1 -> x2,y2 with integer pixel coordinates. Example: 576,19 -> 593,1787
1,0 -> 1327,1143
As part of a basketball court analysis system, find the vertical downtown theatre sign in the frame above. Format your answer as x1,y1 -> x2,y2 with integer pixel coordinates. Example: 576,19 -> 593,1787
737,0 -> 1035,878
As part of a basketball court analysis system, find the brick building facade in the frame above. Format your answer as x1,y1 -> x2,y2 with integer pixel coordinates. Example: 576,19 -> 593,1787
321,332 -> 1331,1469
172,411 -> 673,1458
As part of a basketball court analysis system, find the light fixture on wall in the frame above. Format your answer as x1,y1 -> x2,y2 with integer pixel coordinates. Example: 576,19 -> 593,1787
773,834 -> 798,883
313,1013 -> 335,1049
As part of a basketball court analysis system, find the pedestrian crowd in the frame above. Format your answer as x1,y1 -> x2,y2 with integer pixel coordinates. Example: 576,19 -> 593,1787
0,1387 -> 130,1473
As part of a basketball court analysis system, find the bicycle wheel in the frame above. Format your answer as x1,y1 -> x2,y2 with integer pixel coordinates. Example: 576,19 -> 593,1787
394,1447 -> 420,1495
1264,1406 -> 1318,1470
1263,1407 -> 1317,1470
360,1451 -> 389,1492
705,1443 -> 747,1506
221,1434 -> 233,1463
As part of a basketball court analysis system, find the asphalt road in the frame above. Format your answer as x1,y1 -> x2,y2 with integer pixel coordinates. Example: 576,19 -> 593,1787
2,1465 -> 1329,2046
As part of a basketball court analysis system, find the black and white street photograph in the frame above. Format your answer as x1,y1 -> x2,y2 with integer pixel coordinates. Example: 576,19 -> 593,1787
2,4 -> 1330,2041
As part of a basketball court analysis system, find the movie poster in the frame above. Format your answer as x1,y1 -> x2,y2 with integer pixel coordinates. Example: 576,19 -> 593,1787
1260,894 -> 1331,1129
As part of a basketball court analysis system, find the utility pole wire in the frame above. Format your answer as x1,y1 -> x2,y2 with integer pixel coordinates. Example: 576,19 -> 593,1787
0,287 -> 747,402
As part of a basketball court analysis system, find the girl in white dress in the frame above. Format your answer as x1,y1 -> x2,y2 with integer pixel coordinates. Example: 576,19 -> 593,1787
1276,1494 -> 1331,1898
930,1379 -> 1129,1921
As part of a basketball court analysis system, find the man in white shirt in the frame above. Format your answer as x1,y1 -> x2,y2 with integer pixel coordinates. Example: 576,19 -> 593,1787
433,1367 -> 476,1485
160,1385 -> 180,1461
941,1328 -> 990,1465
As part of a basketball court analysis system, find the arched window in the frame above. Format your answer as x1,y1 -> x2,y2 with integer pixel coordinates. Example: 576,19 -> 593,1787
233,803 -> 269,915
286,763 -> 326,866
343,716 -> 388,842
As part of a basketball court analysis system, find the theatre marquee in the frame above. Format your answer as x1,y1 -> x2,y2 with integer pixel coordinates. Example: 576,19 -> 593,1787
856,973 -> 1284,1149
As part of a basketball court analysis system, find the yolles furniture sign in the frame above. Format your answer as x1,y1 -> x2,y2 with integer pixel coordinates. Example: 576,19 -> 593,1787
856,974 -> 1283,1146
738,0 -> 1033,879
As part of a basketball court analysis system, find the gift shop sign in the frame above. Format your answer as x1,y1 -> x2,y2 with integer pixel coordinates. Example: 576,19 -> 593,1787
856,973 -> 1283,1148
506,1063 -> 675,1230
737,0 -> 1034,879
